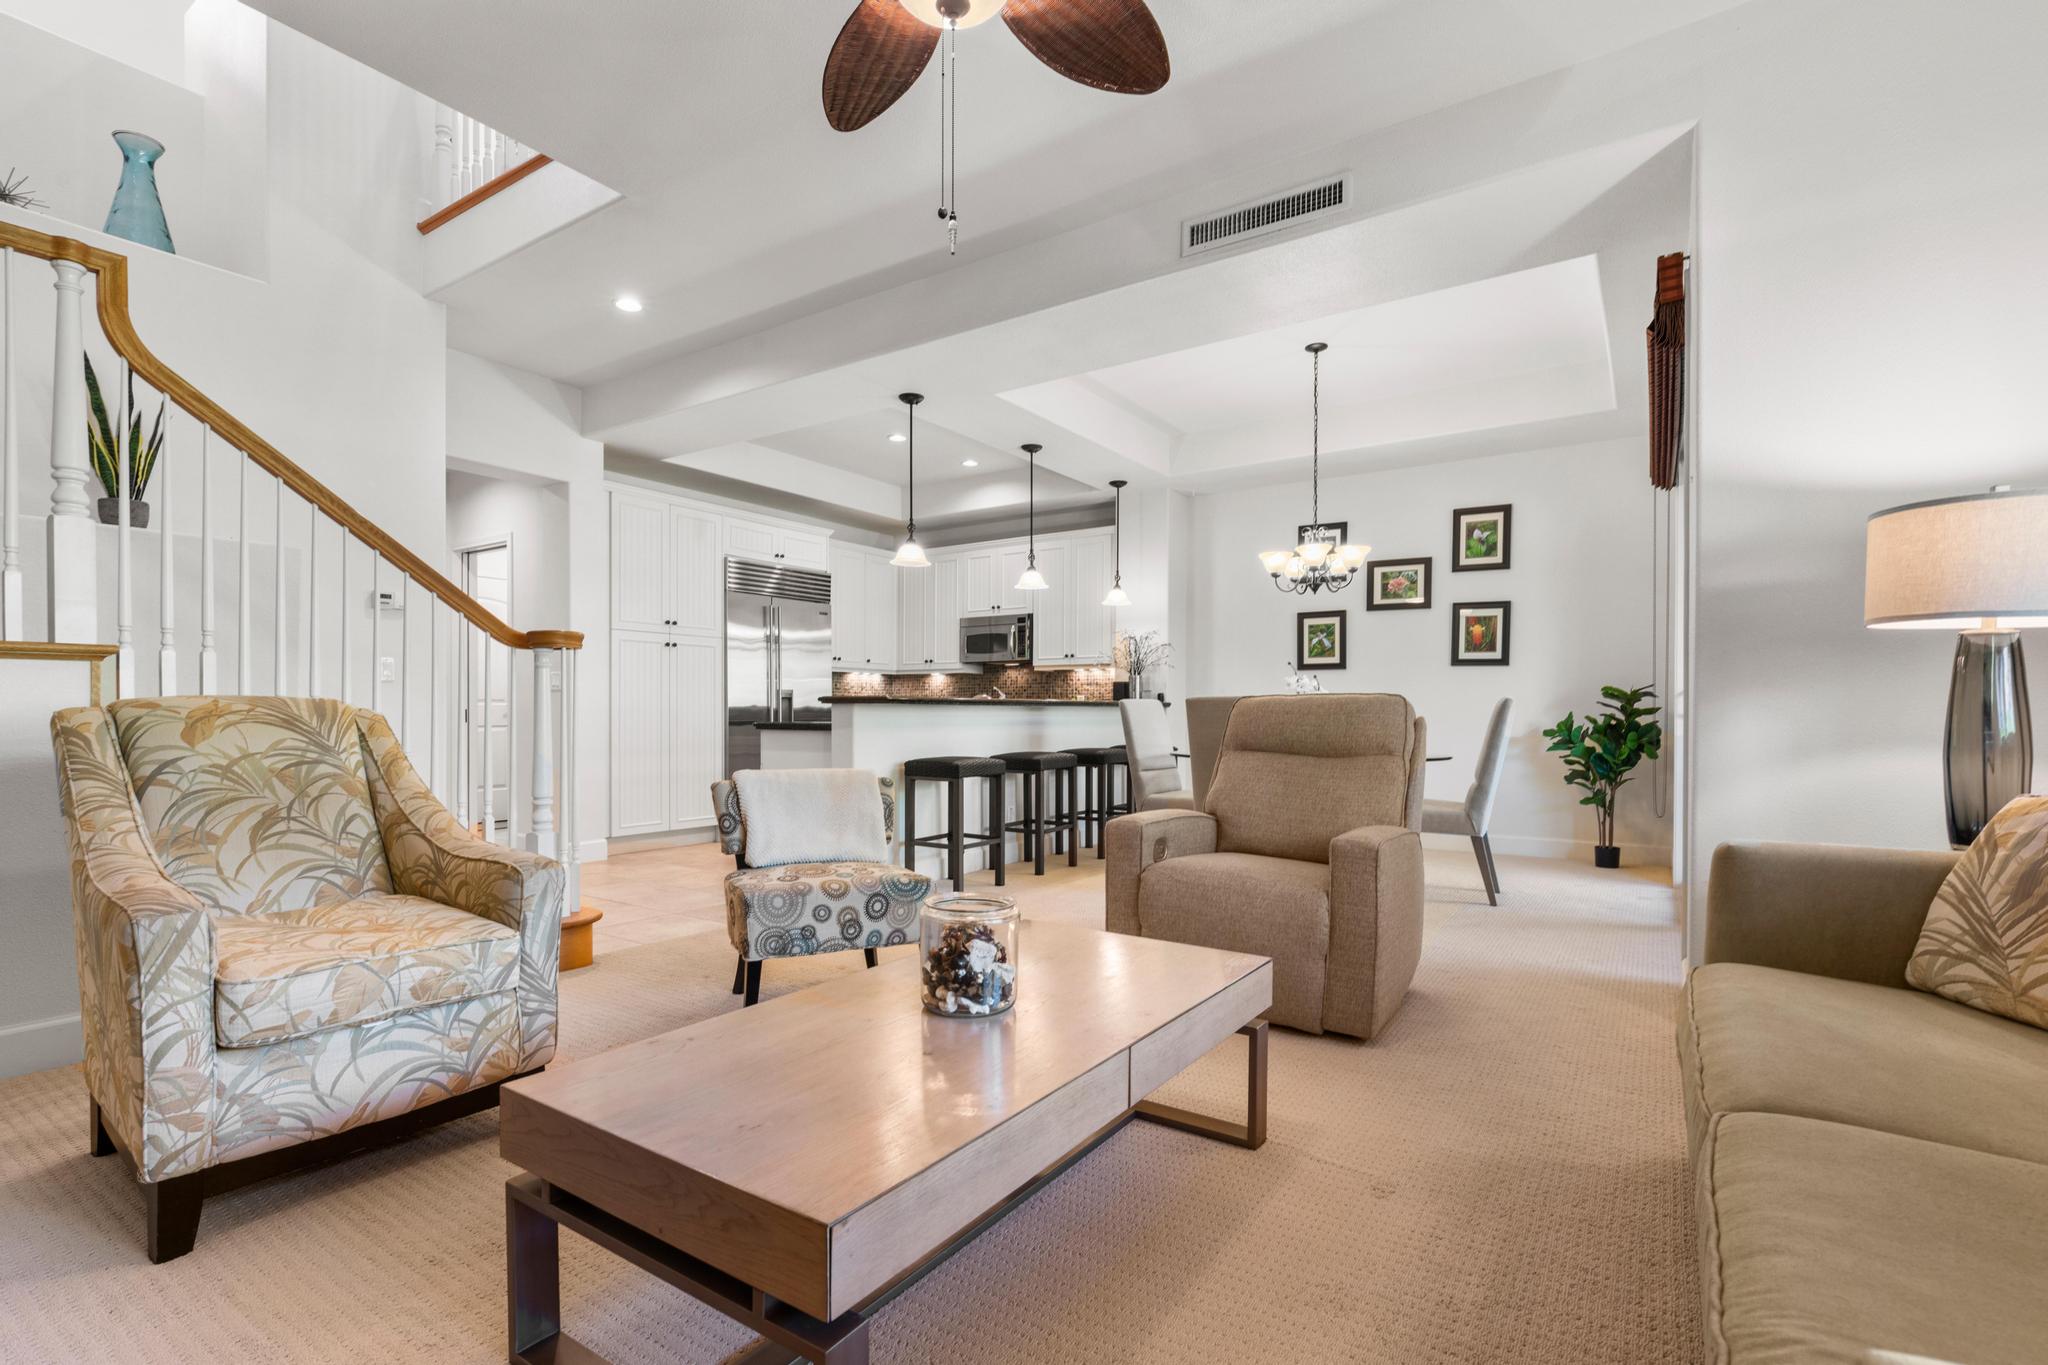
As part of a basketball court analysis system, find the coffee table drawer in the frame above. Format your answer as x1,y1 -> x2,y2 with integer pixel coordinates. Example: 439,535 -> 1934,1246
826,1051 -> 1129,1317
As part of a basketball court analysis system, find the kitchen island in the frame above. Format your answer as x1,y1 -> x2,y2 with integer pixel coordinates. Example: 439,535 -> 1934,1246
826,697 -> 1127,880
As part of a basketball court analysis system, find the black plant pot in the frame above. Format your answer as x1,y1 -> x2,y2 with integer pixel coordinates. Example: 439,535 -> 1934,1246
96,496 -> 150,529
1594,844 -> 1621,869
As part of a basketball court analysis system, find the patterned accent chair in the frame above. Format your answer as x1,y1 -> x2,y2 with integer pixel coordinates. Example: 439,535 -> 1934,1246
50,696 -> 562,1262
1106,694 -> 1427,1040
712,774 -> 930,1006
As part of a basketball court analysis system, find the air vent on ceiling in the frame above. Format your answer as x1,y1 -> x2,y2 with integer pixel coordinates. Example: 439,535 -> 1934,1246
1181,173 -> 1353,257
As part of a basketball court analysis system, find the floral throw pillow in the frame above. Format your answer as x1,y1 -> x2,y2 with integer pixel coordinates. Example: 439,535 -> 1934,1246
1907,794 -> 2048,1029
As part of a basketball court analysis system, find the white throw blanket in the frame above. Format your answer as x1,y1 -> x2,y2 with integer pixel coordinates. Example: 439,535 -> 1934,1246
732,768 -> 888,867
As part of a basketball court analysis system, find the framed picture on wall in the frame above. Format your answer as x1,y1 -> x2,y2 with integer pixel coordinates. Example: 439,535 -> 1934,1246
1452,504 -> 1512,571
1365,556 -> 1432,611
1297,609 -> 1348,670
1451,601 -> 1511,666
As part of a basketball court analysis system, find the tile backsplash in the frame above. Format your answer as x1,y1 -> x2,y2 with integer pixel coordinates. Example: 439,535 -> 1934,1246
833,666 -> 1116,702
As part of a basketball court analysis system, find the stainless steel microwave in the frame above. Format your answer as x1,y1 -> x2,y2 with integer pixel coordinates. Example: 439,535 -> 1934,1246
961,612 -> 1033,665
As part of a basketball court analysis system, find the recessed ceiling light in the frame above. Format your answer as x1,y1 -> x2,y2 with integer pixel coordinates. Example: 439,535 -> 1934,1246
613,295 -> 643,313
888,433 -> 906,443
961,459 -> 979,467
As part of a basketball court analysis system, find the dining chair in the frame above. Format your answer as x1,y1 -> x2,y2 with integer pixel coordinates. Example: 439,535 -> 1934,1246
1422,697 -> 1513,904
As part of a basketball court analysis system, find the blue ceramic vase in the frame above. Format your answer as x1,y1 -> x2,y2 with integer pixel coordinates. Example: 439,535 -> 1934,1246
103,131 -> 174,254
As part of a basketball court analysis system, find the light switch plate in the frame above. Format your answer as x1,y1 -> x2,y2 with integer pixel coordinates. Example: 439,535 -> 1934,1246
379,657 -> 396,682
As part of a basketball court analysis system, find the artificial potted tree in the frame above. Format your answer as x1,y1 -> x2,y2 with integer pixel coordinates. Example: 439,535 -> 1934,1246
1540,684 -> 1663,868
86,353 -> 165,527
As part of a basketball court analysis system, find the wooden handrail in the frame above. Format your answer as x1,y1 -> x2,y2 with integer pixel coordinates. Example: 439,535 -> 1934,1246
0,220 -> 581,652
416,155 -> 552,235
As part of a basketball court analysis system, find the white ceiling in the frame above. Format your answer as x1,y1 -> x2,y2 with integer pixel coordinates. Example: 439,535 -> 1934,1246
243,0 -> 1718,523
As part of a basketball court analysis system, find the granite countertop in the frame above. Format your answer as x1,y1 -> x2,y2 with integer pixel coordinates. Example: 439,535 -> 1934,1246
755,720 -> 832,731
821,696 -> 1125,707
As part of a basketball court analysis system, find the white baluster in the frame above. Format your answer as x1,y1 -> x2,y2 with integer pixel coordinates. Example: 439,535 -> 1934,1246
433,104 -> 456,210
428,595 -> 440,801
399,578 -> 411,743
481,623 -> 496,844
531,648 -> 557,857
456,607 -> 470,826
370,550 -> 382,712
115,362 -> 133,695
340,532 -> 353,704
237,454 -> 251,693
157,407 -> 175,694
199,426 -> 217,693
1,246 -> 19,640
306,503 -> 318,695
272,476 -> 285,692
563,647 -> 580,905
46,259 -> 96,642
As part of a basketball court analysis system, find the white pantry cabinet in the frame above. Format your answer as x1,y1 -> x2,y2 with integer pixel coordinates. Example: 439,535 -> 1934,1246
608,485 -> 834,837
830,542 -> 901,671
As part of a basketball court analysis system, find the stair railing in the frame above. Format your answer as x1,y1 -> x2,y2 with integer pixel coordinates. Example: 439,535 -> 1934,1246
0,220 -> 583,902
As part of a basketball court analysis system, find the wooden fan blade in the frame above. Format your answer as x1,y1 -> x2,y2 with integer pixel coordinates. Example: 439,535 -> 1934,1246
823,0 -> 941,132
1003,0 -> 1170,95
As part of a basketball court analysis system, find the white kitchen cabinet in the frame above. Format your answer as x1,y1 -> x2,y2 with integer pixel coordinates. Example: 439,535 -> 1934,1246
611,494 -> 670,633
1026,541 -> 1070,664
956,548 -> 1001,615
1067,531 -> 1117,665
929,555 -> 964,669
996,545 -> 1035,612
829,540 -> 866,668
668,635 -> 721,830
860,554 -> 898,670
898,560 -> 934,668
612,492 -> 721,636
610,629 -> 673,836
726,514 -> 829,568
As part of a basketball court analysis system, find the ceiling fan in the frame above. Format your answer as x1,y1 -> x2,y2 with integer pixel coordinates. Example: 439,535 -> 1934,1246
823,0 -> 1170,251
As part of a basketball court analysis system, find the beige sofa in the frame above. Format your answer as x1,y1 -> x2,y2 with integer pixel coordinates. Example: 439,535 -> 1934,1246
1682,841 -> 2048,1364
1106,694 -> 1426,1039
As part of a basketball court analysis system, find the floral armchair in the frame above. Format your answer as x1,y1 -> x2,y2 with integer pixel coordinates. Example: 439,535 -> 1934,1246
51,695 -> 563,1262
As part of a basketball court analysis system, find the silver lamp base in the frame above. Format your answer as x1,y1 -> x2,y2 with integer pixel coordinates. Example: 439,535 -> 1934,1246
1944,631 -> 2033,848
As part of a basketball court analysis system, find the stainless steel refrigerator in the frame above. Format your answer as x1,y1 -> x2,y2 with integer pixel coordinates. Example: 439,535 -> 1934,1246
724,558 -> 833,776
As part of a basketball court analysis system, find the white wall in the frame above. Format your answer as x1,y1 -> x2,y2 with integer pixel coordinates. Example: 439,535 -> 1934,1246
1682,0 -> 2048,956
445,350 -> 608,863
1187,438 -> 1671,859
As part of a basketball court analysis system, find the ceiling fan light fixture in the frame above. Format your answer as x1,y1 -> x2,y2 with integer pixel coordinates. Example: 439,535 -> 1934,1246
898,0 -> 1006,28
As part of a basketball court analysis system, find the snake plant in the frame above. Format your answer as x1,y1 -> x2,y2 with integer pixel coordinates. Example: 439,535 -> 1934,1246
84,352 -> 164,501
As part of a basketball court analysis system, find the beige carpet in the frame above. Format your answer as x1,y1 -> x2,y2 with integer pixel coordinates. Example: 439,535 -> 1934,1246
0,847 -> 1699,1363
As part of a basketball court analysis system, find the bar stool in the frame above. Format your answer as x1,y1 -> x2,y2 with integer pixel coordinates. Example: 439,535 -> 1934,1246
1064,746 -> 1133,859
993,750 -> 1079,876
902,756 -> 1008,893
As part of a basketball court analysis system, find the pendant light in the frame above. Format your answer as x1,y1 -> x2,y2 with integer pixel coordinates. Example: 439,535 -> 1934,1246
890,392 -> 931,567
1015,442 -> 1049,591
1102,479 -> 1132,607
1258,342 -> 1368,594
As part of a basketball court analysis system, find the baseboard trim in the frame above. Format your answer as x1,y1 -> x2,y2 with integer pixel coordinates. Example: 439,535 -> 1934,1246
605,828 -> 717,856
0,1011 -> 82,1078
575,837 -> 609,864
1421,832 -> 1673,865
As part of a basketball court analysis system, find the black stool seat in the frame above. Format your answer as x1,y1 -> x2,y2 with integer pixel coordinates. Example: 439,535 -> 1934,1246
1063,746 -> 1123,763
905,754 -> 1007,780
994,750 -> 1078,772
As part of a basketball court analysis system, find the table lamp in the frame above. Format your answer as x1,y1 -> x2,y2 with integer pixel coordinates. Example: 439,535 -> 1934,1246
1865,487 -> 2048,846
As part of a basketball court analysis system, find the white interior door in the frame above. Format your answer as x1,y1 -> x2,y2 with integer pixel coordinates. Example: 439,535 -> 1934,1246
463,544 -> 513,839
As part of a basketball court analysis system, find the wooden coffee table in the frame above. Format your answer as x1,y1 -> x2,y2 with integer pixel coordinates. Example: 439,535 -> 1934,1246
500,921 -> 1272,1364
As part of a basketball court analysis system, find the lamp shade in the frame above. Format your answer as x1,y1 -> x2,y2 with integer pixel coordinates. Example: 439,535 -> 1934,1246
1865,489 -> 2048,629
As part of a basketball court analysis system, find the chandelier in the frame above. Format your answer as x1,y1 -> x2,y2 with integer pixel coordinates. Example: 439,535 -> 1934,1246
1259,342 -> 1368,594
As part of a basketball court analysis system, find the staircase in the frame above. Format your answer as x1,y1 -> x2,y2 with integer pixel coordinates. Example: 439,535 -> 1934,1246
0,219 -> 583,900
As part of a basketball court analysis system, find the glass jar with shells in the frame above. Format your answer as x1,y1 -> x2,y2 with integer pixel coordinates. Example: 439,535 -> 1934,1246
919,894 -> 1018,1018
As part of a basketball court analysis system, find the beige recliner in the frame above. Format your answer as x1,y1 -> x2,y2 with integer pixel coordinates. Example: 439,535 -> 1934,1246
1105,694 -> 1427,1039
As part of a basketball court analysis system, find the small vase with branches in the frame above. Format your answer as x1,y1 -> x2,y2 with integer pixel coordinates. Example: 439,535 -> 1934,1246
1115,630 -> 1171,698
1541,684 -> 1663,868
85,352 -> 165,528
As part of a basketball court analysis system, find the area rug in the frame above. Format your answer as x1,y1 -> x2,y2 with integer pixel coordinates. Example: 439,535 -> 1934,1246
0,851 -> 1698,1362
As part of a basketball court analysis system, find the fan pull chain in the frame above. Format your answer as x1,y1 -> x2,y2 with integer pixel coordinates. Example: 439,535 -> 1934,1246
945,22 -> 960,255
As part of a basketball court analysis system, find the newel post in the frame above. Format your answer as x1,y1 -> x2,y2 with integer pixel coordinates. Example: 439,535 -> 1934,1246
530,648 -> 558,858
46,259 -> 97,644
